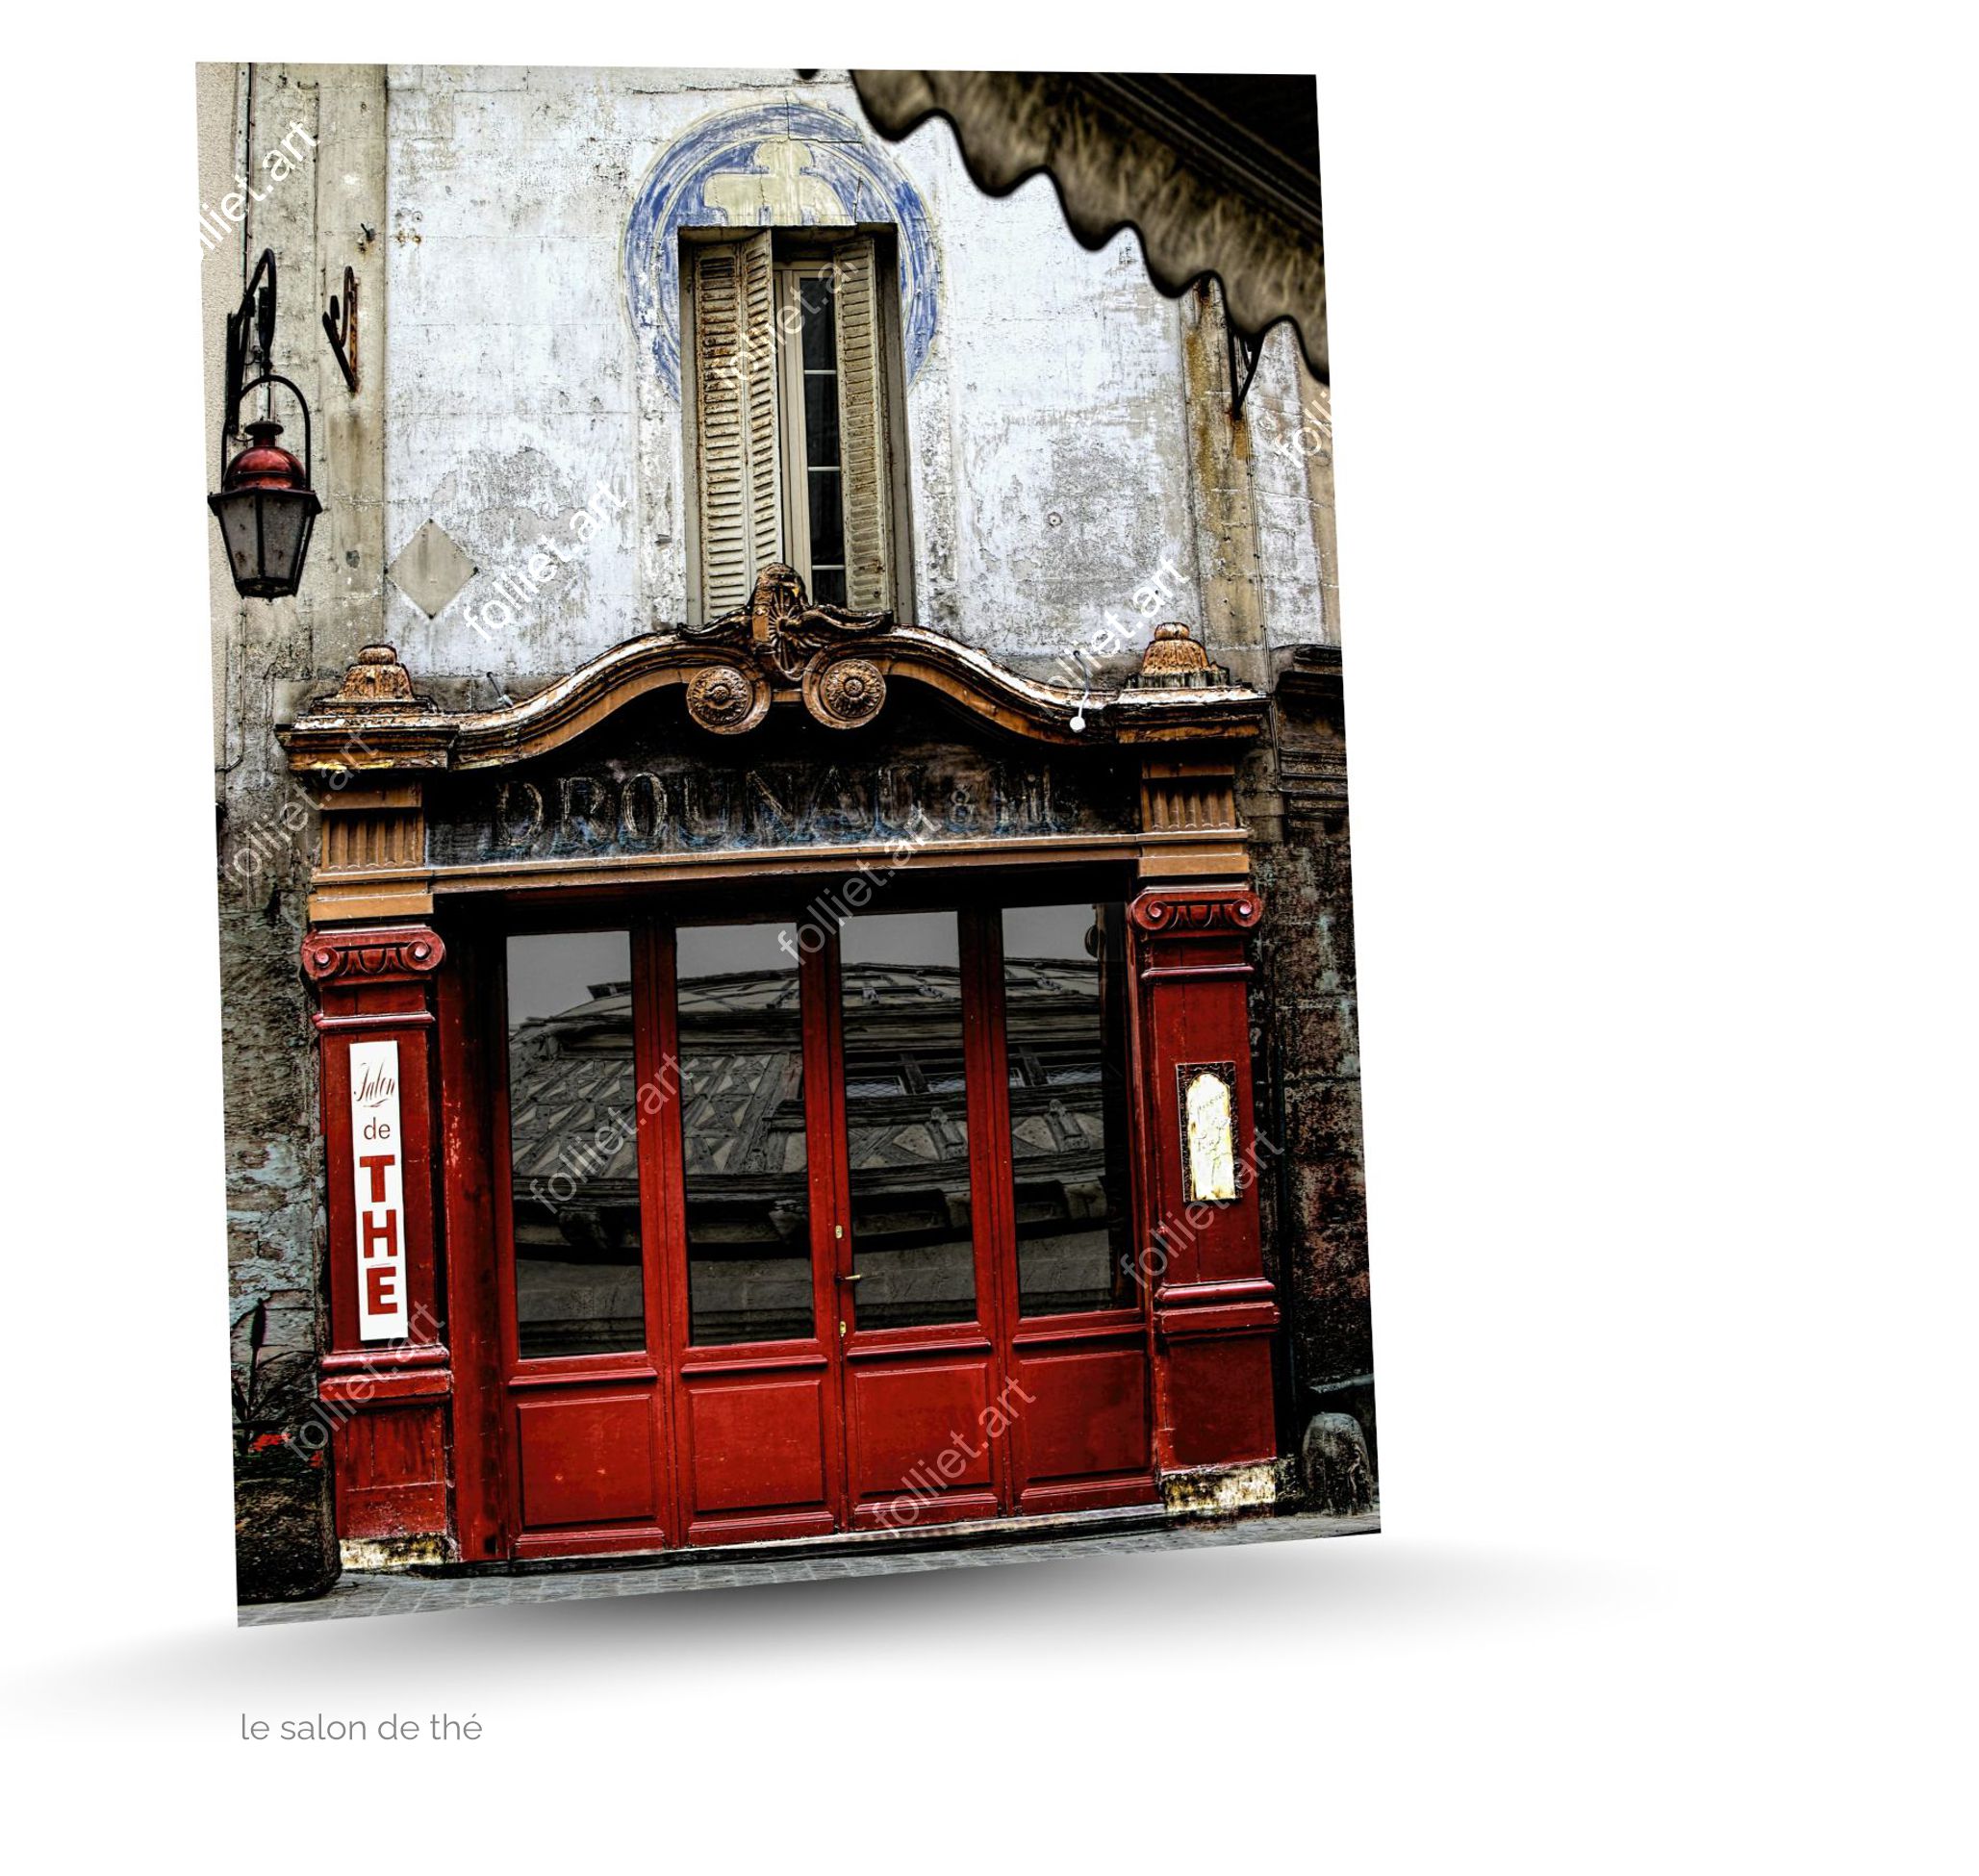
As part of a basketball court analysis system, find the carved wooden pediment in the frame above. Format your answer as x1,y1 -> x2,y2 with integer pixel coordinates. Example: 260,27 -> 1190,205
281,567 -> 1265,776
278,570 -> 1265,921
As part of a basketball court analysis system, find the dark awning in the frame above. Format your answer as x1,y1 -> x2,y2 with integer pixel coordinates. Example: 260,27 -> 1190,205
846,69 -> 1326,382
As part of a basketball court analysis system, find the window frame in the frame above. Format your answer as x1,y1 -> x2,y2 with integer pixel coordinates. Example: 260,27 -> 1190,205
680,225 -> 911,621
490,871 -> 1145,1378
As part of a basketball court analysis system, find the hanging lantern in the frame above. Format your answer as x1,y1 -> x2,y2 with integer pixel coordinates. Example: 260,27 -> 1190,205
210,412 -> 320,600
208,248 -> 322,602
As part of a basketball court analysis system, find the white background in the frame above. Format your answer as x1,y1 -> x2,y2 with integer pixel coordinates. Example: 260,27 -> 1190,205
2,6 -> 1971,1867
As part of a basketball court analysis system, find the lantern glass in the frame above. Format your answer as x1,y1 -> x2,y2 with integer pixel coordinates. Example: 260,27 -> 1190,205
209,486 -> 321,600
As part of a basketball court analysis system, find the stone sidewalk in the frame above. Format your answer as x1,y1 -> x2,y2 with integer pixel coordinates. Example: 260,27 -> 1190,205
240,1508 -> 1380,1625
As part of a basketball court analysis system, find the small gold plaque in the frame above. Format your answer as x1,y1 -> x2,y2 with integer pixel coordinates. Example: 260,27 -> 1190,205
1178,1062 -> 1239,1204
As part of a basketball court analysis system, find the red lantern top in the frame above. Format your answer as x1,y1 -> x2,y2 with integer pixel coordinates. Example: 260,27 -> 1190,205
224,419 -> 309,493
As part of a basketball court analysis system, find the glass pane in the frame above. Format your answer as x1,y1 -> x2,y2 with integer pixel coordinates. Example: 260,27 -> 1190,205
1002,904 -> 1137,1315
505,932 -> 645,1357
841,912 -> 977,1329
806,468 -> 845,564
256,489 -> 310,577
215,494 -> 262,580
677,923 -> 814,1345
803,369 -> 840,463
799,272 -> 836,370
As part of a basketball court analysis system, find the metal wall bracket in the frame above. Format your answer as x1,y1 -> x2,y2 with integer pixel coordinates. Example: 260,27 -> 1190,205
1228,318 -> 1264,418
322,266 -> 359,393
216,246 -> 315,481
222,248 -> 280,442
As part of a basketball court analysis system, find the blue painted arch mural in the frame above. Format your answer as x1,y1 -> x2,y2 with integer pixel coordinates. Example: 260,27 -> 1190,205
624,102 -> 940,399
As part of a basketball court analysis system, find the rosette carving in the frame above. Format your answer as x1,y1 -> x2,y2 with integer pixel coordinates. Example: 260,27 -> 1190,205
685,662 -> 771,735
802,654 -> 887,730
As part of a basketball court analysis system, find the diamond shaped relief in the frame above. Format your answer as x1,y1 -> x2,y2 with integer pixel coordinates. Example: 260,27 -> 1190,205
387,520 -> 477,619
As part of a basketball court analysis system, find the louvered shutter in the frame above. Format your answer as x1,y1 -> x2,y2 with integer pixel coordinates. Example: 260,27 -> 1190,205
693,232 -> 781,615
832,236 -> 893,611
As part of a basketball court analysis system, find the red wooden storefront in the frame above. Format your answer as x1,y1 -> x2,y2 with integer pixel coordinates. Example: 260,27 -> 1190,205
289,583 -> 1280,1566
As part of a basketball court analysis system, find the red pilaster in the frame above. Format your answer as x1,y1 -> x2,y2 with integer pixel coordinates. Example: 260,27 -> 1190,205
302,924 -> 454,1551
1128,886 -> 1281,1471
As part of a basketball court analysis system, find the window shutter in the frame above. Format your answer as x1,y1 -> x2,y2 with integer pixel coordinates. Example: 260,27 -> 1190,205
693,232 -> 781,615
832,236 -> 893,611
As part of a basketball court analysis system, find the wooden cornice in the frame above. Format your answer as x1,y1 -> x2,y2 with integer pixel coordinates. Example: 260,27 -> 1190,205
282,567 -> 1265,778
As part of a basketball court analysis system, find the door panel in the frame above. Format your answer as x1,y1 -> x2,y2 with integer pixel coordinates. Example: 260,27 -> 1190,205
832,910 -> 1015,1521
993,902 -> 1158,1509
681,1367 -> 831,1516
662,921 -> 844,1544
1009,1337 -> 1152,1508
496,928 -> 672,1554
845,1349 -> 1000,1528
514,1389 -> 663,1529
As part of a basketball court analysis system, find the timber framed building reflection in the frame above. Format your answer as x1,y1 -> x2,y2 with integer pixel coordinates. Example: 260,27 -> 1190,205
503,903 -> 1136,1360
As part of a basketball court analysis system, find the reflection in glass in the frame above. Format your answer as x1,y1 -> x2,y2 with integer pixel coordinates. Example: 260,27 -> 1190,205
677,923 -> 814,1345
841,912 -> 977,1330
1002,903 -> 1136,1315
505,931 -> 645,1358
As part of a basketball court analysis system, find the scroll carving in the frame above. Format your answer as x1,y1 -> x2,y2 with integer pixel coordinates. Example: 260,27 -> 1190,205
1128,889 -> 1262,935
301,925 -> 447,985
687,562 -> 893,686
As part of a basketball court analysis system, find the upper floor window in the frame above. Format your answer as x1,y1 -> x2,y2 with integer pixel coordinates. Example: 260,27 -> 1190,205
684,229 -> 905,618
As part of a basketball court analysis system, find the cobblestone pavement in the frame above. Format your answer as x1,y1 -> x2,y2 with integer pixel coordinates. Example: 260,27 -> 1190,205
240,1509 -> 1380,1625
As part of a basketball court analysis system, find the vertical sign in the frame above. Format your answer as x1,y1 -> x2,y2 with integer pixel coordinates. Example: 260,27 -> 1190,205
348,1038 -> 409,1341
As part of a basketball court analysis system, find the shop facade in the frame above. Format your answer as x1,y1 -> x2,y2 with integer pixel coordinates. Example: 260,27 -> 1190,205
286,578 -> 1284,1560
206,63 -> 1370,1597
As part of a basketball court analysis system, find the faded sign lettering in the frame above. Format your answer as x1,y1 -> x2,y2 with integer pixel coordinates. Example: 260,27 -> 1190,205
429,716 -> 1132,868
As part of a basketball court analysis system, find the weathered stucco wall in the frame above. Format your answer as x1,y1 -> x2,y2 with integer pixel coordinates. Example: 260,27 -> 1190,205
378,65 -> 1333,693
209,62 -> 390,1598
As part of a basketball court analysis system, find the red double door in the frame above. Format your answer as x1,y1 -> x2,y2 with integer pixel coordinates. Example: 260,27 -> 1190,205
479,892 -> 1156,1557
